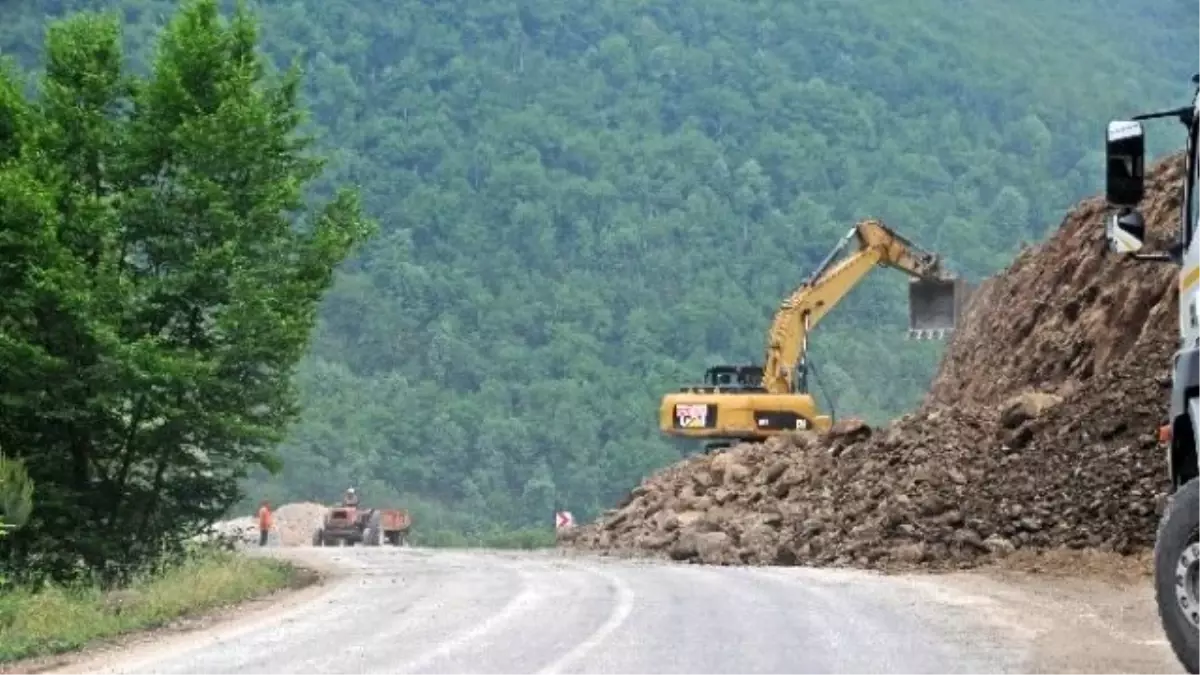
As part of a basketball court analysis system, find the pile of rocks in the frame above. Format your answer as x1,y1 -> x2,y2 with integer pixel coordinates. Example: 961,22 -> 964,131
562,152 -> 1185,571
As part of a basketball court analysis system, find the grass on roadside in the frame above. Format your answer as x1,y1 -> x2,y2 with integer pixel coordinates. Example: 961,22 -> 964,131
0,549 -> 309,663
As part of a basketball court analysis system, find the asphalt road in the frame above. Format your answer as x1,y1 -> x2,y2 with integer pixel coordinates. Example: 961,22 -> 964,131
68,546 -> 1057,674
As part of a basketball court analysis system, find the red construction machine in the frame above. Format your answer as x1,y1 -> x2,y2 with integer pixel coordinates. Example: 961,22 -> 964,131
311,502 -> 412,547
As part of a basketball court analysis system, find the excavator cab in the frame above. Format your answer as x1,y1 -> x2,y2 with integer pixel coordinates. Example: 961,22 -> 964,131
678,365 -> 766,393
907,276 -> 973,339
704,365 -> 765,391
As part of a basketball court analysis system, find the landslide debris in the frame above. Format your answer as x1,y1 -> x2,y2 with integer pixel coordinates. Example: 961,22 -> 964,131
926,155 -> 1182,408
562,152 -> 1185,571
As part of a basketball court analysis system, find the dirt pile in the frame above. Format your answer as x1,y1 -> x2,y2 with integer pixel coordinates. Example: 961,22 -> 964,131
273,502 -> 329,545
926,156 -> 1182,408
204,501 -> 328,547
563,152 -> 1185,571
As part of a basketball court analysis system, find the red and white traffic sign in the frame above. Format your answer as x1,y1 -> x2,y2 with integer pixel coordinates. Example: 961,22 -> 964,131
555,511 -> 575,530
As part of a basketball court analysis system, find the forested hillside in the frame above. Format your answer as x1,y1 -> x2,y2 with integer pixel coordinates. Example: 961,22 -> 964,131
2,0 -> 1194,537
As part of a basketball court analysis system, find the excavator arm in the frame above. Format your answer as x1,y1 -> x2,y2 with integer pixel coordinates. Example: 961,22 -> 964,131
760,218 -> 951,394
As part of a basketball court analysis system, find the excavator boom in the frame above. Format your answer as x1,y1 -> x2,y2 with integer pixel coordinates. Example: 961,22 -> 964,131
760,218 -> 966,394
853,218 -> 973,337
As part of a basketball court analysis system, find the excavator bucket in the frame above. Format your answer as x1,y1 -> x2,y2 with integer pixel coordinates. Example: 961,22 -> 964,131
907,277 -> 973,339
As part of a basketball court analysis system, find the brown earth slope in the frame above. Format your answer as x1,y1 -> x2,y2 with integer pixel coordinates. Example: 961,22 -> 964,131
562,152 -> 1184,572
927,155 -> 1182,408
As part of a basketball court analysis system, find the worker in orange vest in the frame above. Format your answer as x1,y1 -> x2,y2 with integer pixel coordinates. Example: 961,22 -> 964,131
257,500 -> 273,547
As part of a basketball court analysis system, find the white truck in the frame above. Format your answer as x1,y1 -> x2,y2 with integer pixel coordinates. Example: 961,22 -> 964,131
1103,75 -> 1200,674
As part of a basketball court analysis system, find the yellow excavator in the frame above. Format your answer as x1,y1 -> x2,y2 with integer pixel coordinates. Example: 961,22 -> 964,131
658,218 -> 972,448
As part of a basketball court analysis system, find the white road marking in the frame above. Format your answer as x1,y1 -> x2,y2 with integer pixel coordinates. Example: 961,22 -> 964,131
391,562 -> 543,673
535,561 -> 635,675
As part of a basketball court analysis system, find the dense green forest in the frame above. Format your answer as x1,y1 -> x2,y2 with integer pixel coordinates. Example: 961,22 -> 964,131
2,0 -> 1195,540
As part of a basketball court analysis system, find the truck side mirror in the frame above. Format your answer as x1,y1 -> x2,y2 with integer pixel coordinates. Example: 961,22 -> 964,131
1106,208 -> 1146,253
1105,120 -> 1146,207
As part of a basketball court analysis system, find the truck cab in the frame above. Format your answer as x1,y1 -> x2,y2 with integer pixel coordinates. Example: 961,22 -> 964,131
1103,76 -> 1200,674
1105,83 -> 1200,489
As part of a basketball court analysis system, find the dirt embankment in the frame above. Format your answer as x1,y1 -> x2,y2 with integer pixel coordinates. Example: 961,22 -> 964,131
561,152 -> 1185,573
927,156 -> 1181,408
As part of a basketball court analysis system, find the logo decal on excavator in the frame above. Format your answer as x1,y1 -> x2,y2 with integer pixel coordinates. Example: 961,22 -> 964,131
675,403 -> 709,428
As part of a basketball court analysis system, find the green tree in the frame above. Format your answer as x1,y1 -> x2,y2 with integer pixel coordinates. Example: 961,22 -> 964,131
0,0 -> 372,584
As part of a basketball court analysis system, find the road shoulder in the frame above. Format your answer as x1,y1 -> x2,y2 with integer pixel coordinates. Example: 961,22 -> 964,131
931,550 -> 1182,674
1,549 -> 339,675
